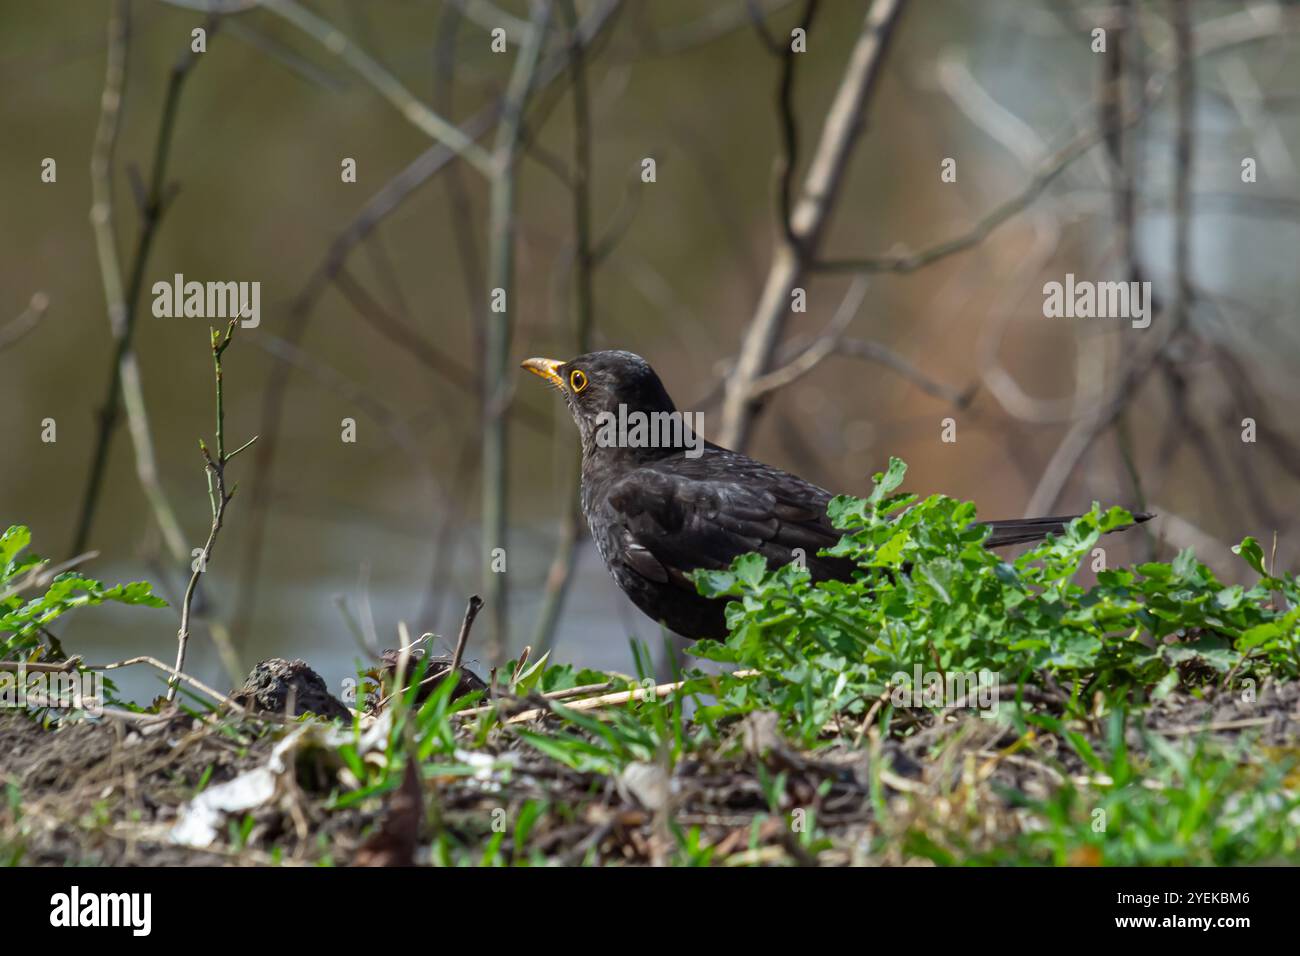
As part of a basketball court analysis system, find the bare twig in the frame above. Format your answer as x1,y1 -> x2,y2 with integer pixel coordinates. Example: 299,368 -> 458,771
260,0 -> 494,176
1168,0 -> 1195,336
635,0 -> 798,58
451,595 -> 485,674
87,1 -> 195,580
452,0 -> 532,45
1023,359 -> 1150,517
497,670 -> 759,724
834,338 -> 974,407
717,0 -> 907,451
222,14 -> 345,92
1100,0 -> 1154,556
747,275 -> 868,397
0,292 -> 49,352
816,7 -> 1290,279
483,0 -> 553,666
696,324 -> 971,412
771,0 -> 821,249
533,0 -> 596,655
0,657 -> 83,675
1155,716 -> 1277,736
90,654 -> 244,713
73,14 -> 215,555
434,2 -> 489,379
169,322 -> 257,701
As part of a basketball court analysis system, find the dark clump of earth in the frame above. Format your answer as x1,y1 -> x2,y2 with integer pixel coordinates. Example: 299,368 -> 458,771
230,658 -> 351,720
373,649 -> 489,705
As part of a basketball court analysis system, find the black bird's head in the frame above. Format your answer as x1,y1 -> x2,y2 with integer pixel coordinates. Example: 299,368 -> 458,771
521,350 -> 680,457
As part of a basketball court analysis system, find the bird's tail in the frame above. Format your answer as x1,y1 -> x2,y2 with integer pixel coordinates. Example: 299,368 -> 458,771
983,511 -> 1154,549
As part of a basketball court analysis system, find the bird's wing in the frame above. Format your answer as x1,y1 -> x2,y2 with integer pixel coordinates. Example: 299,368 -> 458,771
600,450 -> 850,592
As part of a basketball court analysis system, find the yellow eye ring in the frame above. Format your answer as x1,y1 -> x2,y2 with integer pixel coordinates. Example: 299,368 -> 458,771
569,369 -> 588,393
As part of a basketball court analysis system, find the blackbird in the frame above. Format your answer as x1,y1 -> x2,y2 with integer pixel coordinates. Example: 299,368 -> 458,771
523,350 -> 1152,640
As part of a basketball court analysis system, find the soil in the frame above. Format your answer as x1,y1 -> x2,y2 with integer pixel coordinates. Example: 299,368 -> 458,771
2,661 -> 1296,866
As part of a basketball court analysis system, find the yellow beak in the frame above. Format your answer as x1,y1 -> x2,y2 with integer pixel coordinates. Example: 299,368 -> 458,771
521,356 -> 565,389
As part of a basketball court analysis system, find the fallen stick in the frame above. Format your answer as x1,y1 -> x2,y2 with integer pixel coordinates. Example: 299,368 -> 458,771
1153,715 -> 1281,735
0,656 -> 83,674
458,669 -> 759,724
87,655 -> 246,714
451,594 -> 483,674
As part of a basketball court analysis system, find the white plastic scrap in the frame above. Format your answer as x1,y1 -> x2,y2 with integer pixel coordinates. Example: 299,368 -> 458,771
170,711 -> 392,848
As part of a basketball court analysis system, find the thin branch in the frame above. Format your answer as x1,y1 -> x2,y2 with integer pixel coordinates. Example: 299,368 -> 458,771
0,292 -> 49,352
717,0 -> 907,451
1103,0 -> 1154,556
86,6 -> 241,681
817,5 -> 1288,279
695,320 -> 971,413
533,0 -> 596,655
1024,1 -> 1213,517
747,275 -> 868,397
1023,354 -> 1152,518
773,0 -> 820,250
1168,0 -> 1195,335
434,1 -> 490,383
635,0 -> 799,58
259,0 -> 494,177
836,338 -> 975,407
469,671 -> 760,725
223,15 -> 345,92
169,321 -> 256,701
73,14 -> 214,555
483,0 -> 553,666
453,0 -> 532,44
451,594 -> 484,674
330,267 -> 480,396
814,126 -> 1092,277
91,654 -> 244,714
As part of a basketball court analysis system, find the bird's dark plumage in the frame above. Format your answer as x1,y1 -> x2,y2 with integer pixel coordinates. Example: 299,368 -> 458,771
523,350 -> 1152,640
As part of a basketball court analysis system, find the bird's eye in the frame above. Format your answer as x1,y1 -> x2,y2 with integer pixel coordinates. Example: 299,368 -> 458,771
569,369 -> 588,394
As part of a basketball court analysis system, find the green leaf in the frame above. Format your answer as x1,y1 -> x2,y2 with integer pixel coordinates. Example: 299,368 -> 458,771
0,526 -> 32,579
734,553 -> 767,589
1232,537 -> 1266,576
868,457 -> 908,504
512,650 -> 552,694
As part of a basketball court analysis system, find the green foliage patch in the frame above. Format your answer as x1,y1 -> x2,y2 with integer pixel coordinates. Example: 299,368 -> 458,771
1,524 -> 167,661
686,458 -> 1298,743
